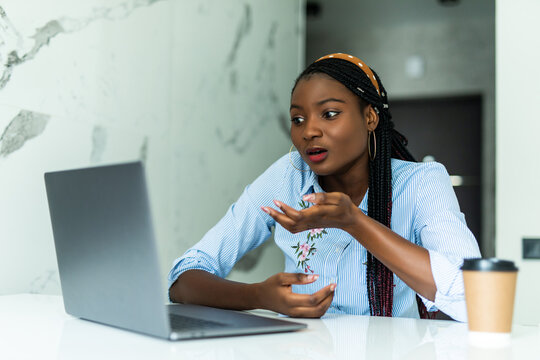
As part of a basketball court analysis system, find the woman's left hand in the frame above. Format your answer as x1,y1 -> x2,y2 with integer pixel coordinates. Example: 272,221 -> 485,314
262,192 -> 360,234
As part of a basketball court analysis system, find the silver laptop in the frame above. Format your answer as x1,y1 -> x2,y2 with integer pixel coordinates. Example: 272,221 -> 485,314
44,161 -> 306,340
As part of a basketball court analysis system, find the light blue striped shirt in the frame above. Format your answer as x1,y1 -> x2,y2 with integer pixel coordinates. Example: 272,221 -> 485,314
168,153 -> 480,321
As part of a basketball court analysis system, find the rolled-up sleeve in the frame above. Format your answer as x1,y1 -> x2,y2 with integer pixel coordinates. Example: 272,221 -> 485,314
413,163 -> 481,322
167,156 -> 288,295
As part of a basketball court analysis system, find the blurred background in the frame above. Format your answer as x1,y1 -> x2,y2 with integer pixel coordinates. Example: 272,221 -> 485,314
1,0 -> 538,325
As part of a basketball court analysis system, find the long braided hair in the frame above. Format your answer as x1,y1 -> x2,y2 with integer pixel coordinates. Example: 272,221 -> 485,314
292,56 -> 431,318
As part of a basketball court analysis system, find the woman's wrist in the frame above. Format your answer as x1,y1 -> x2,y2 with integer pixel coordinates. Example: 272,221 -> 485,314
342,204 -> 366,236
247,282 -> 264,310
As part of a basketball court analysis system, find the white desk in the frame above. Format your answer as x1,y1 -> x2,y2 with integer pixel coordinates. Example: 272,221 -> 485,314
1,294 -> 539,359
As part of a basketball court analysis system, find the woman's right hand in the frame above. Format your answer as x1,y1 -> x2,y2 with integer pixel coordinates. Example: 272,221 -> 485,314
254,272 -> 336,318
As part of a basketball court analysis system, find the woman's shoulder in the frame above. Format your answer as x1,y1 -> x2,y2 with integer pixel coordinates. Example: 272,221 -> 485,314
391,158 -> 450,188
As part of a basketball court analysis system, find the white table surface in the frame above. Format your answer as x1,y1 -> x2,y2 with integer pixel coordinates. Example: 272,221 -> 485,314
1,294 -> 539,360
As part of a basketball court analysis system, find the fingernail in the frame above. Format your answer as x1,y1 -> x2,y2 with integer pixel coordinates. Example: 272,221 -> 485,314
261,207 -> 270,214
273,200 -> 282,208
330,284 -> 336,291
303,194 -> 314,201
307,275 -> 318,281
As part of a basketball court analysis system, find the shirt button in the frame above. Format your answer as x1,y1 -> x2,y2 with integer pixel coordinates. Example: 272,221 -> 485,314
334,247 -> 341,253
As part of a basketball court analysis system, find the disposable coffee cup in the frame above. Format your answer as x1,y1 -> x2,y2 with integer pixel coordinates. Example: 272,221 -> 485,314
461,258 -> 518,347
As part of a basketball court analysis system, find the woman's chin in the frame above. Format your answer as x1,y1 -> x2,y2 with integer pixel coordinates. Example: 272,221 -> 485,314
308,164 -> 333,177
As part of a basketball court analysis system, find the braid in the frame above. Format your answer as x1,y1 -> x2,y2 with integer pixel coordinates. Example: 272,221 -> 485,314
293,58 -> 432,318
367,101 -> 394,316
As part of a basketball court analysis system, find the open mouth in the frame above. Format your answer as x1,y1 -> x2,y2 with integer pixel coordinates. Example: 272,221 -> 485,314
306,147 -> 328,162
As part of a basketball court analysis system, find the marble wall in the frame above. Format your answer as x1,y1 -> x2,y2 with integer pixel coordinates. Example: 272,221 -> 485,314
0,0 -> 304,294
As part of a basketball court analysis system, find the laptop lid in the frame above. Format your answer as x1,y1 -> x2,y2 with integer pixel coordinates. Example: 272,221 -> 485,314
45,162 -> 171,339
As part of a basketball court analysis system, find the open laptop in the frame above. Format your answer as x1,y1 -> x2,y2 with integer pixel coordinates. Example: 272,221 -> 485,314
44,161 -> 306,340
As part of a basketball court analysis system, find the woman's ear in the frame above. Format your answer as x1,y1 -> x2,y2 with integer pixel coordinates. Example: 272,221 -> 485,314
365,105 -> 380,132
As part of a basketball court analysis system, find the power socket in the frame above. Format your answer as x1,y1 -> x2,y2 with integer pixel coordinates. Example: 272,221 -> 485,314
523,238 -> 540,259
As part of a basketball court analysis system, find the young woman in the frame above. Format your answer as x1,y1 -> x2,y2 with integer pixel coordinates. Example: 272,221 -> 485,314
168,53 -> 480,321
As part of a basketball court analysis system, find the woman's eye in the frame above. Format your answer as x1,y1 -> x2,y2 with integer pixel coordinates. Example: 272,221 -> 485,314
291,116 -> 304,125
323,110 -> 340,119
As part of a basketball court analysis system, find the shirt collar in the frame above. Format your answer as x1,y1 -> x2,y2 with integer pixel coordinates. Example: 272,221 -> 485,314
299,170 -> 369,213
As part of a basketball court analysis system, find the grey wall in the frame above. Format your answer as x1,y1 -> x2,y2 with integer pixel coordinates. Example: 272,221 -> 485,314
0,0 -> 304,294
306,0 -> 495,256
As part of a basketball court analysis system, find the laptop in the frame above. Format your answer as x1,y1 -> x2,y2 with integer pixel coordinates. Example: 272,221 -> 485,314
44,161 -> 306,340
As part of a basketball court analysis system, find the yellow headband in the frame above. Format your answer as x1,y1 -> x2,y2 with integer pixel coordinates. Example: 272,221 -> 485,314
316,53 -> 381,96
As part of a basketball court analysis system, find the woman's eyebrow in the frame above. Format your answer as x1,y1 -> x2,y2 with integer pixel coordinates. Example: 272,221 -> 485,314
290,98 -> 346,111
290,104 -> 303,111
316,98 -> 346,106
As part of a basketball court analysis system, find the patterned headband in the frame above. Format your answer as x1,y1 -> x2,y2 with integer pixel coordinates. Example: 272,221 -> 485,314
316,53 -> 381,96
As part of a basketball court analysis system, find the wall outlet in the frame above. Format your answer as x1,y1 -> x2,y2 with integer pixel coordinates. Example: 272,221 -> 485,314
523,238 -> 540,259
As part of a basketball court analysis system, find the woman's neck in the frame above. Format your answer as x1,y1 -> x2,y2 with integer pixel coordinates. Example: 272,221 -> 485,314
319,164 -> 369,207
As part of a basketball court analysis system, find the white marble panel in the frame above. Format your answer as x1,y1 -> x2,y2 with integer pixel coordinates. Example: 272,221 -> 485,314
0,0 -> 303,294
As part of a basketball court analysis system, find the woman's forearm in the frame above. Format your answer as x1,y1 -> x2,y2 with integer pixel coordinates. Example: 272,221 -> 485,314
169,269 -> 260,310
344,208 -> 437,301
170,269 -> 337,317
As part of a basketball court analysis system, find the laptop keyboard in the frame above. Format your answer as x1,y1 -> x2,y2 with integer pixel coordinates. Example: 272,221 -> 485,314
169,314 -> 227,331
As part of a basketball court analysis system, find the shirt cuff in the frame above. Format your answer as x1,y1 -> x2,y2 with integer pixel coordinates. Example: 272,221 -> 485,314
166,250 -> 219,302
422,250 -> 468,322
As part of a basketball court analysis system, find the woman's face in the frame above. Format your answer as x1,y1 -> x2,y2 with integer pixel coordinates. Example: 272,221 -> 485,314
290,73 -> 378,177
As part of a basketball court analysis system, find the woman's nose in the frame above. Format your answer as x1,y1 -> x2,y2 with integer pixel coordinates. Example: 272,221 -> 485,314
303,118 -> 323,140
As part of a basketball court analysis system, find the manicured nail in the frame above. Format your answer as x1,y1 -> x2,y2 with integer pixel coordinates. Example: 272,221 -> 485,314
303,194 -> 315,201
330,284 -> 336,291
273,200 -> 282,208
307,275 -> 319,281
261,207 -> 270,214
